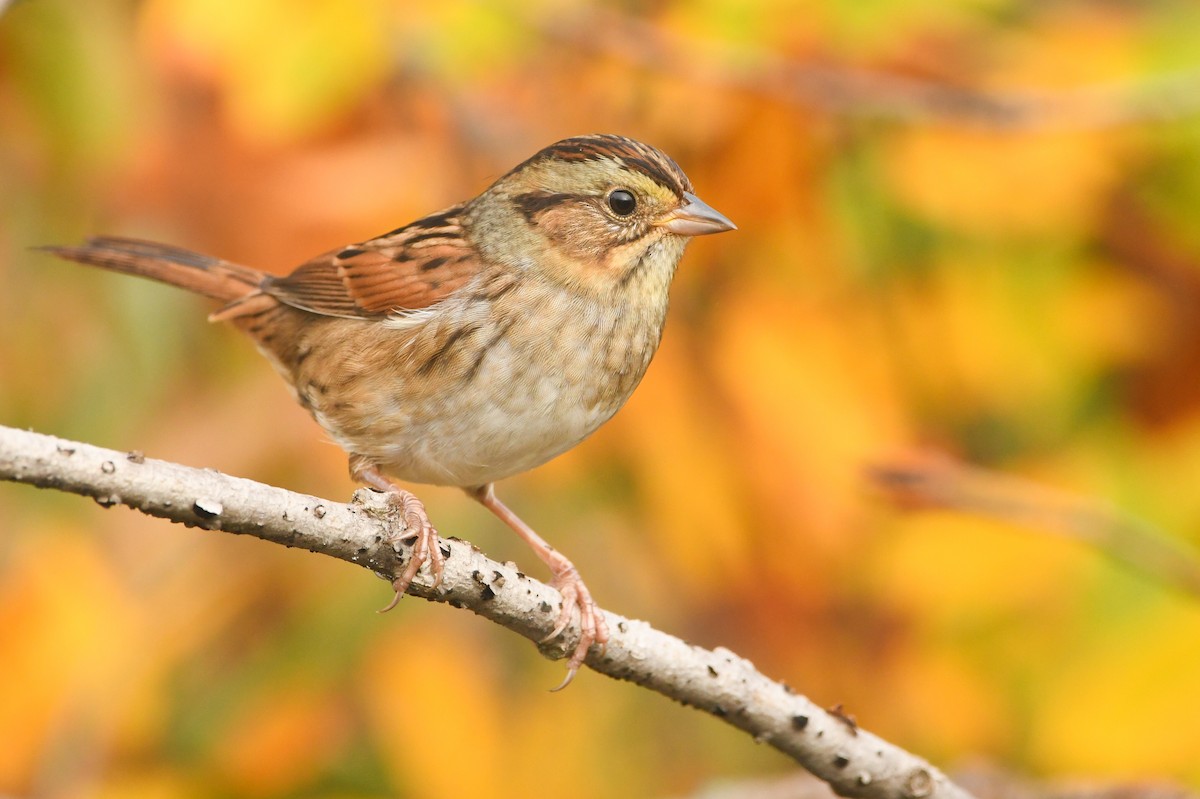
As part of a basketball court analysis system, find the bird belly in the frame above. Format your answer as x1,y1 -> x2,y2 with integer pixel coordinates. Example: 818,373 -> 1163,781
292,292 -> 663,489
369,381 -> 612,488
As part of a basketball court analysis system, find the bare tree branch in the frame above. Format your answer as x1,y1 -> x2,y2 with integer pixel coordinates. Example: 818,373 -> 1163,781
1,424 -> 972,799
675,766 -> 1200,799
542,8 -> 1200,131
870,451 -> 1200,599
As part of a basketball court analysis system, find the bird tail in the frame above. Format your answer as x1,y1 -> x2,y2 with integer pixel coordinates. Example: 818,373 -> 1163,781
39,236 -> 266,308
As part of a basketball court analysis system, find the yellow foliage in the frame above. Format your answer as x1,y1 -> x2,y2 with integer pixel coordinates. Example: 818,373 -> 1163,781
358,616 -> 630,797
885,249 -> 1161,427
0,535 -> 138,790
712,284 -> 908,554
885,128 -> 1123,236
989,5 -> 1143,89
884,8 -> 1139,235
141,0 -> 392,143
619,334 -> 755,595
1032,603 -> 1200,780
870,513 -> 1085,619
359,618 -> 508,796
212,680 -> 350,796
886,644 -> 1010,755
80,768 -> 204,799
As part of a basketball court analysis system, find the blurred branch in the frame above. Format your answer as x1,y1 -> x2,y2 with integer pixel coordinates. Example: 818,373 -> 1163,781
870,452 -> 1200,598
543,8 -> 1200,131
676,766 -> 1199,799
1,424 -> 973,799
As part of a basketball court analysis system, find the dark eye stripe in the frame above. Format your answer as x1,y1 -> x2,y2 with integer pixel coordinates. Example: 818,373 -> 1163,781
513,192 -> 577,223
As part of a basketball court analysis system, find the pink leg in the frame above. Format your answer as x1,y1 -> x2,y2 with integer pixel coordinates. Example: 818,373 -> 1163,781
352,459 -> 444,610
467,483 -> 609,689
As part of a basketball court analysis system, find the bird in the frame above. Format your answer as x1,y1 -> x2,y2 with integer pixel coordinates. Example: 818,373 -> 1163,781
43,133 -> 736,686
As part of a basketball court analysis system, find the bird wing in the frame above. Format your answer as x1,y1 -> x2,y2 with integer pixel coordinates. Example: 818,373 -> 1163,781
262,204 -> 479,319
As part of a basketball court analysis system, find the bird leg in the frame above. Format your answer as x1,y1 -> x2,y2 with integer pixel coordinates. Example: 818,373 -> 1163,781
466,483 -> 609,689
351,458 -> 445,610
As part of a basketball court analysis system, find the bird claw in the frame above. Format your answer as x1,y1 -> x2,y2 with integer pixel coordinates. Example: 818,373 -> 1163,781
464,483 -> 609,689
377,489 -> 444,612
540,566 -> 609,690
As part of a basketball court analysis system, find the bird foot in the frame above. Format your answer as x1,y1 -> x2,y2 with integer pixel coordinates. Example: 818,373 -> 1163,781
543,564 -> 609,691
377,489 -> 445,612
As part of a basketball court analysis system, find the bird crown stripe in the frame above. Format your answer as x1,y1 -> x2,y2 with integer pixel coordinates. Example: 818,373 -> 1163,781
538,136 -> 689,196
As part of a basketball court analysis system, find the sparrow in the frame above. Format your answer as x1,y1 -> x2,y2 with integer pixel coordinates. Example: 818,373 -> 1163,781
43,134 -> 736,686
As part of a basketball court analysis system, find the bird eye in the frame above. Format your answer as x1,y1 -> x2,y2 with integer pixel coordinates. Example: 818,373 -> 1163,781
607,189 -> 637,216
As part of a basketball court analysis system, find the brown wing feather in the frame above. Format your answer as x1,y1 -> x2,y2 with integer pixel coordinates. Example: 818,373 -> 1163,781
262,204 -> 479,319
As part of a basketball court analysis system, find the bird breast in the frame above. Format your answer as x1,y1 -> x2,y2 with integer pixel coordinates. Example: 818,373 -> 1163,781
285,272 -> 670,488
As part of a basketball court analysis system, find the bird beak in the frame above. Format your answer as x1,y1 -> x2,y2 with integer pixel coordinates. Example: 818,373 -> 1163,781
657,192 -> 737,237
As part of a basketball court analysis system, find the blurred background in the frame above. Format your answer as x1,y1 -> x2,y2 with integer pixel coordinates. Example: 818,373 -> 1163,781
3,0 -> 1200,796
